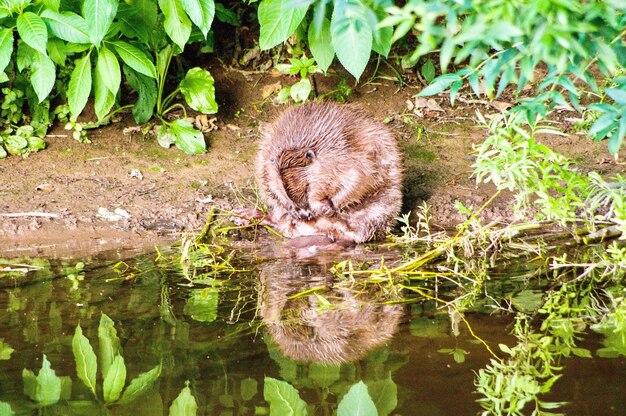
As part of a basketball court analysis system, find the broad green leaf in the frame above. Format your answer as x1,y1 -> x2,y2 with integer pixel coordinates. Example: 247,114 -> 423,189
159,0 -> 192,51
118,364 -> 162,404
258,0 -> 308,50
290,78 -> 311,102
17,42 -> 36,71
30,51 -> 56,103
98,313 -> 121,380
17,12 -> 48,55
180,0 -> 215,37
118,0 -> 158,46
111,41 -> 157,78
124,64 -> 157,123
308,363 -> 340,388
421,59 -> 435,82
337,381 -> 377,416
168,382 -> 197,416
240,378 -> 258,401
183,288 -> 218,322
0,29 -> 13,73
72,324 -> 97,396
82,0 -> 118,46
263,377 -> 307,416
331,1 -> 372,80
0,339 -> 14,360
96,46 -> 120,95
417,74 -> 460,97
28,355 -> 62,406
94,62 -> 116,120
103,355 -> 127,403
215,3 -> 239,25
41,10 -> 90,44
169,119 -> 207,155
367,377 -> 397,416
0,402 -> 12,415
308,16 -> 334,72
47,38 -> 67,66
179,67 -> 217,114
157,124 -> 177,148
68,53 -> 92,119
0,145 -> 6,159
27,136 -> 46,151
606,87 -> 626,106
589,113 -> 617,138
608,116 -> 626,154
371,8 -> 391,57
43,0 -> 60,11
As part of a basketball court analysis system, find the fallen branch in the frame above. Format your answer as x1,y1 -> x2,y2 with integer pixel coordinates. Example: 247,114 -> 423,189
0,212 -> 60,218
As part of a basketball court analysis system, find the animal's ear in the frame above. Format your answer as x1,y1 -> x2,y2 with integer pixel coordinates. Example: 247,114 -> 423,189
305,150 -> 315,159
258,122 -> 272,138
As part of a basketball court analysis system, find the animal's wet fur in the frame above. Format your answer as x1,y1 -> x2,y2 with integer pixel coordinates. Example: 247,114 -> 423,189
256,102 -> 403,244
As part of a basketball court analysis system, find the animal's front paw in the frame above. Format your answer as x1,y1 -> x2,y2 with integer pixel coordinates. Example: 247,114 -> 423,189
311,199 -> 335,216
288,207 -> 313,221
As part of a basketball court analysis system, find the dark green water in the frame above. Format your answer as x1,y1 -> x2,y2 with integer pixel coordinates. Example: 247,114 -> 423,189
0,244 -> 624,415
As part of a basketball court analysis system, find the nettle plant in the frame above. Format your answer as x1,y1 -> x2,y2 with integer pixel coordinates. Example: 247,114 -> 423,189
381,0 -> 626,154
256,0 -> 393,80
0,0 -> 221,156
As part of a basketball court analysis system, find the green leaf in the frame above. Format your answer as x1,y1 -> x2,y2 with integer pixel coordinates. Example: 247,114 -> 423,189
0,29 -> 14,73
367,377 -> 397,416
258,0 -> 308,50
308,16 -> 334,72
98,313 -> 121,380
159,0 -> 192,51
589,113 -> 617,139
180,0 -> 214,37
157,124 -> 177,148
606,87 -> 626,106
179,67 -> 217,114
290,78 -> 311,102
118,364 -> 162,404
68,52 -> 93,119
240,378 -> 258,402
439,37 -> 454,73
169,119 -> 207,154
0,145 -> 6,158
371,9 -> 392,57
30,51 -> 56,103
263,377 -> 307,416
23,355 -> 62,406
72,324 -> 97,396
82,0 -> 118,46
124,64 -> 157,123
27,136 -> 46,151
0,402 -> 13,415
118,0 -> 158,46
337,381 -> 377,416
103,355 -> 127,403
331,1 -> 372,80
96,46 -> 120,95
17,12 -> 48,55
111,41 -> 156,78
168,382 -> 197,416
608,116 -> 626,155
0,339 -> 14,360
47,38 -> 67,65
4,136 -> 28,155
215,3 -> 239,26
417,74 -> 460,97
421,59 -> 435,83
43,0 -> 60,12
183,288 -> 218,322
94,61 -> 115,120
41,10 -> 90,44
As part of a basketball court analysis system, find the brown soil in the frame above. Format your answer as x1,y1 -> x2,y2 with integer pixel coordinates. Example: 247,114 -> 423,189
0,62 -> 622,258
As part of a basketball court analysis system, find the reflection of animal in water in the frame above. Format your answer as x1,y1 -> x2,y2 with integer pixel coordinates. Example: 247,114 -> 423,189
258,261 -> 404,364
255,102 -> 403,247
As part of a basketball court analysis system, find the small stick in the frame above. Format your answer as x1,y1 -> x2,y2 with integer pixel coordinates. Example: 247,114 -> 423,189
0,212 -> 60,218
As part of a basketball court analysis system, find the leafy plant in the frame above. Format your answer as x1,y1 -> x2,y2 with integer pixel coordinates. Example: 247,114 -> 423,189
257,0 -> 393,80
274,54 -> 320,103
382,0 -> 626,154
0,0 -> 220,155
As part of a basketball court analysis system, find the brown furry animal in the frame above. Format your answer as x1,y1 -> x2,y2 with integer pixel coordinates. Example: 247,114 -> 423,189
256,102 -> 402,245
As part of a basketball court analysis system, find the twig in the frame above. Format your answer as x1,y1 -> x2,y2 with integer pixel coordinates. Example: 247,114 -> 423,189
0,212 -> 60,218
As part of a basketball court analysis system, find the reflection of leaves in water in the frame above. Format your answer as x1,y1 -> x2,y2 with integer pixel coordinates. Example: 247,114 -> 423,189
263,377 -> 308,416
240,377 -> 258,401
367,376 -> 398,416
309,362 -> 340,388
0,339 -> 14,360
510,290 -> 544,313
593,296 -> 626,358
184,288 -> 219,323
337,381 -> 377,416
410,316 -> 449,338
168,381 -> 198,416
